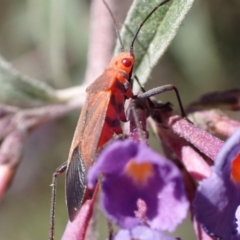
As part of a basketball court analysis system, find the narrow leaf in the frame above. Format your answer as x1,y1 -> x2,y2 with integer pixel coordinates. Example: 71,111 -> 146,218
0,57 -> 65,107
114,0 -> 194,89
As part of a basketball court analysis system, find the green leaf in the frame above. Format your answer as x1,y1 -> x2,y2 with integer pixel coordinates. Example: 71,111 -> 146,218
0,57 -> 66,107
114,0 -> 194,89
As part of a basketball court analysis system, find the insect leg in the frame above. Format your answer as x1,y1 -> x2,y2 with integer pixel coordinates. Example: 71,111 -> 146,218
137,84 -> 186,117
49,162 -> 67,240
107,219 -> 114,240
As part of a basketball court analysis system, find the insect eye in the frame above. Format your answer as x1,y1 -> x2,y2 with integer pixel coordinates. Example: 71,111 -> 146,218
122,58 -> 132,67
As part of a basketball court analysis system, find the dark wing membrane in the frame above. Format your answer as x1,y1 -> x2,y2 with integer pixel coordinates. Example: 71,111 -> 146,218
66,146 -> 86,221
80,91 -> 111,170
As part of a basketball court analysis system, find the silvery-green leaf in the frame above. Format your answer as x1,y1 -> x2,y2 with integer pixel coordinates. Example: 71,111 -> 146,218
114,0 -> 194,90
0,57 -> 66,107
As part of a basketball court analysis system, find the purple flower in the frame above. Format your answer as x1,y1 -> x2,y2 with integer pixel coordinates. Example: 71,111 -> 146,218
193,128 -> 240,240
88,140 -> 189,232
113,225 -> 180,240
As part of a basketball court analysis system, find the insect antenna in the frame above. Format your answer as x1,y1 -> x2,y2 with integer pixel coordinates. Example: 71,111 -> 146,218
130,0 -> 171,55
134,75 -> 146,93
102,0 -> 124,52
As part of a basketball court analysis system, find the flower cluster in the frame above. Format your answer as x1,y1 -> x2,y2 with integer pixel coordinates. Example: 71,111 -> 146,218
86,94 -> 240,240
88,139 -> 188,239
62,90 -> 240,240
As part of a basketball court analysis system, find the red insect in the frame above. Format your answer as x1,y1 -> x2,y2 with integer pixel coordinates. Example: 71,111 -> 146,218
48,0 -> 171,239
66,51 -> 135,219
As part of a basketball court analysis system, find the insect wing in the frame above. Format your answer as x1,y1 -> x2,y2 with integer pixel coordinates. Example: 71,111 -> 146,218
86,69 -> 118,93
66,146 -> 86,221
66,90 -> 111,220
80,91 -> 111,164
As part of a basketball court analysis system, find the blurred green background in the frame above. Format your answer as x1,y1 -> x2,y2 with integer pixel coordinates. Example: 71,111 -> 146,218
0,0 -> 239,239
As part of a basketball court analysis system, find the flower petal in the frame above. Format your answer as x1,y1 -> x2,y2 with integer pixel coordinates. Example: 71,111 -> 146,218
113,225 -> 180,240
88,140 -> 138,188
88,140 -> 189,231
150,174 -> 189,232
194,128 -> 240,239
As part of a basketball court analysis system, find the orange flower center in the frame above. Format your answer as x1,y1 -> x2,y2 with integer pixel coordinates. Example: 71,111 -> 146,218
231,153 -> 240,182
125,159 -> 154,184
